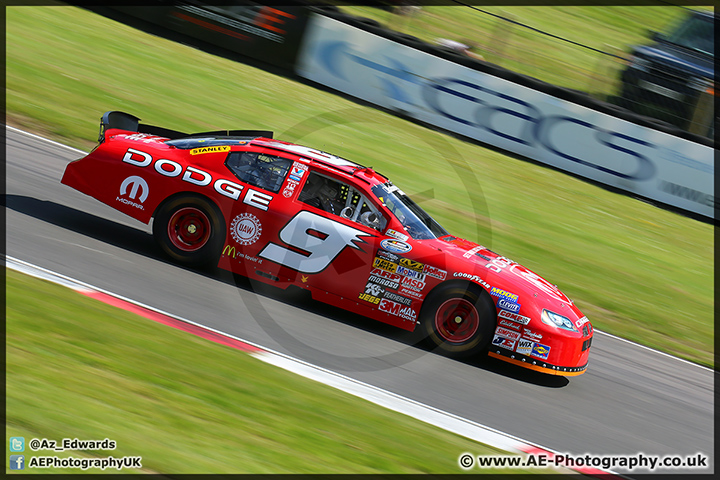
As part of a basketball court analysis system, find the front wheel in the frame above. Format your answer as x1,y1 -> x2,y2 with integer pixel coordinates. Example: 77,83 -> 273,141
153,195 -> 225,267
420,283 -> 496,357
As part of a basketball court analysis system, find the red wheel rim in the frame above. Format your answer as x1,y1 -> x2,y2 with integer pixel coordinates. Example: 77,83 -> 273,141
167,207 -> 211,252
434,298 -> 480,343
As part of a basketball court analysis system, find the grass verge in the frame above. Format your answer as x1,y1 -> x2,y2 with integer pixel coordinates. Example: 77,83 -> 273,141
5,6 -> 713,366
6,269 -> 546,474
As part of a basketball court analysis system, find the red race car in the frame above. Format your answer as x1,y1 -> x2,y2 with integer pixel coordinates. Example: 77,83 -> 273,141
62,111 -> 593,375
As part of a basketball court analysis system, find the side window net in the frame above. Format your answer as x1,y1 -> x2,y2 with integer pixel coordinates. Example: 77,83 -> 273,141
225,152 -> 292,193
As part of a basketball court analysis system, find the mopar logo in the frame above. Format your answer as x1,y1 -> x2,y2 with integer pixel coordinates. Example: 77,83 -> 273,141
120,175 -> 149,203
497,298 -> 521,313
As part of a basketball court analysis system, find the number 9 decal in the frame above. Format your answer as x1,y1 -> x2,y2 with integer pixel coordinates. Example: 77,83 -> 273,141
259,211 -> 373,273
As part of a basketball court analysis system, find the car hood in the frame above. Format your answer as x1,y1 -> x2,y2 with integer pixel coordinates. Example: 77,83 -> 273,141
635,43 -> 714,78
433,235 -> 582,317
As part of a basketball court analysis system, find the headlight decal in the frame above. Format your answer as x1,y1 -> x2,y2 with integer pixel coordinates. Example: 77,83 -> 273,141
541,309 -> 578,332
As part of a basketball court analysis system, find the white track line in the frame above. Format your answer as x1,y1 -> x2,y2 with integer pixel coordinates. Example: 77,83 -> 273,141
6,255 -> 619,476
6,124 -> 711,374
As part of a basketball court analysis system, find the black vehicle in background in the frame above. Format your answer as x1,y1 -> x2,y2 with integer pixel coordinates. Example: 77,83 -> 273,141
618,9 -> 714,138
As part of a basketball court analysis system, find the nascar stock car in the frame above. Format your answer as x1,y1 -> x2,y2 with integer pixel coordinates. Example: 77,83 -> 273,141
62,111 -> 593,376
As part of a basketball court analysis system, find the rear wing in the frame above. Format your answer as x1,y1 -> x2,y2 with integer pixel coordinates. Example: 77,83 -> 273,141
98,111 -> 273,143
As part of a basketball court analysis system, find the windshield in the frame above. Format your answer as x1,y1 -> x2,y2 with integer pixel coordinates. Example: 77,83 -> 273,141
664,13 -> 714,55
371,182 -> 448,240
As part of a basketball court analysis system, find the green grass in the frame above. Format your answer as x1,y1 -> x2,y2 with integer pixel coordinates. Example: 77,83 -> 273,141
337,4 -> 698,97
5,6 -> 713,367
6,269 -> 546,474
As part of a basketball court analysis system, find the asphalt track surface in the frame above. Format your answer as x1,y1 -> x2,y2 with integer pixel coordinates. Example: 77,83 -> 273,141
5,127 -> 714,475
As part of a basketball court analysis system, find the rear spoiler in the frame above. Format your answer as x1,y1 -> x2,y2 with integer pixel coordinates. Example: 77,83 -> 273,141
98,111 -> 273,143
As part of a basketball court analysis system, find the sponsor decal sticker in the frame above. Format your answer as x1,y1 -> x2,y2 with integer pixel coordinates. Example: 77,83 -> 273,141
422,264 -> 447,280
288,162 -> 308,182
398,258 -> 424,272
222,244 -> 237,258
364,282 -> 385,297
497,298 -> 521,313
401,275 -> 425,291
492,335 -> 516,350
494,326 -> 521,341
385,229 -> 409,242
368,275 -> 399,290
381,238 -> 412,254
383,291 -> 412,306
190,145 -> 231,155
462,245 -> 483,258
498,318 -> 521,330
117,175 -> 149,210
358,293 -> 381,304
369,268 -> 402,283
397,287 -> 424,300
530,343 -> 551,360
515,339 -> 534,355
497,309 -> 531,325
575,316 -> 590,329
372,257 -> 397,273
379,298 -> 417,321
282,179 -> 299,198
230,213 -> 262,246
376,249 -> 399,262
396,266 -> 426,281
452,272 -> 490,289
523,328 -> 543,340
490,287 -> 519,302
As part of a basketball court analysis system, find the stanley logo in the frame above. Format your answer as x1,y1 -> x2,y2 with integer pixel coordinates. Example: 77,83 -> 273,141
190,145 -> 231,155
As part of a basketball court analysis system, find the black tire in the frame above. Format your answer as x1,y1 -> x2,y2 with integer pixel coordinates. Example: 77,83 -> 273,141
420,283 -> 496,357
153,195 -> 225,267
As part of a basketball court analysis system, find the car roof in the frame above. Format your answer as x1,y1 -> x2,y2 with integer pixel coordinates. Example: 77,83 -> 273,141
249,138 -> 389,186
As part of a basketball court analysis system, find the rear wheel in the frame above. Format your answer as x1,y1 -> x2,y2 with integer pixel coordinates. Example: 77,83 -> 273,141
153,195 -> 225,267
420,283 -> 495,357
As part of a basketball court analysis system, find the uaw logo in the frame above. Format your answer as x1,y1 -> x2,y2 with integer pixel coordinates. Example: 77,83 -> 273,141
117,175 -> 149,210
230,213 -> 262,246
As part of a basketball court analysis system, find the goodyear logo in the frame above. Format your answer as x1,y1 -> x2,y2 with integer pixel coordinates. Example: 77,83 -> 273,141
490,287 -> 519,302
190,145 -> 231,155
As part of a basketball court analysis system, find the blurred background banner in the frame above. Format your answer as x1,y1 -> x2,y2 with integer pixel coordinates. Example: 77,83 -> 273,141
111,2 -> 312,70
296,13 -> 714,219
90,2 -> 716,219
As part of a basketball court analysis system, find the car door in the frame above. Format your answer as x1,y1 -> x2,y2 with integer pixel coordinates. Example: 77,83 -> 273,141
257,168 -> 387,299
